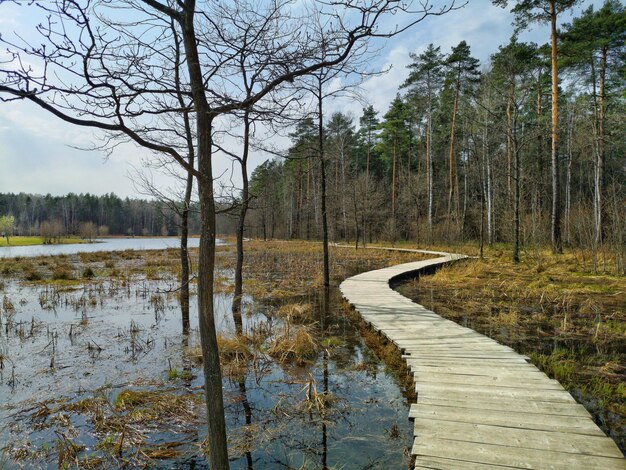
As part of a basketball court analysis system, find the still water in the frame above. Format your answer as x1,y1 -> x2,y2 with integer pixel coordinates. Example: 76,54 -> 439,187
0,255 -> 413,468
0,237 -> 226,258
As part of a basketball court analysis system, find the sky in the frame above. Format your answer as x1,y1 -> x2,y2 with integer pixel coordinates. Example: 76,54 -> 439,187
0,0 -> 603,199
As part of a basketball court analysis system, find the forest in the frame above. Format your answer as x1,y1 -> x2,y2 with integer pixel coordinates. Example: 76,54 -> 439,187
0,192 -> 201,237
246,0 -> 625,273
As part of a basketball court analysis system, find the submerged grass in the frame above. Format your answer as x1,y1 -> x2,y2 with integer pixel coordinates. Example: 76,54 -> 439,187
0,238 -> 431,468
268,326 -> 319,365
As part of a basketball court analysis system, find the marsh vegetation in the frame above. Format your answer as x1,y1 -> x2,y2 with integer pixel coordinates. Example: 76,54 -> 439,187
0,241 -> 428,468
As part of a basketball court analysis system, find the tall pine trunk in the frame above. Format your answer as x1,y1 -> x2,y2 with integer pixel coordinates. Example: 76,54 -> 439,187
427,101 -> 434,243
550,0 -> 562,254
595,46 -> 607,245
448,84 -> 459,220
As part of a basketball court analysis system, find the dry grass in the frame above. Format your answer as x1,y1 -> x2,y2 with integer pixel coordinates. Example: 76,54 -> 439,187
268,326 -> 319,365
416,250 -> 625,339
216,240 -> 428,301
397,246 -> 625,446
186,334 -> 252,364
276,303 -> 314,323
3,386 -> 205,467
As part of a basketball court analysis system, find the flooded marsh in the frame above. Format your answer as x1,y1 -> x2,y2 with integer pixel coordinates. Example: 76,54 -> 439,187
0,242 -> 427,468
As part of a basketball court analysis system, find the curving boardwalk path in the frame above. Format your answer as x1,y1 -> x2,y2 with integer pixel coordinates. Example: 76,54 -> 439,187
339,248 -> 625,469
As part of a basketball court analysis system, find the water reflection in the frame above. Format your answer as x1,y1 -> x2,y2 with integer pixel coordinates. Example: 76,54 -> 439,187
0,277 -> 413,468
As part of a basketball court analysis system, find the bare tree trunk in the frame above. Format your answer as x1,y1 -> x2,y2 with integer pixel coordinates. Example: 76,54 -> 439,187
462,157 -> 468,239
353,182 -> 359,249
232,109 -> 251,335
181,5 -> 228,466
179,162 -> 193,336
173,25 -> 194,336
261,200 -> 267,241
341,147 -> 347,241
506,97 -> 513,201
565,106 -> 573,244
427,103 -> 433,243
391,132 -> 397,240
512,121 -> 520,263
296,168 -> 303,238
480,102 -> 494,246
479,155 -> 485,259
595,46 -> 608,245
363,143 -> 370,247
306,158 -> 311,240
456,118 -> 463,229
533,82 -> 544,246
318,79 -> 330,287
513,145 -> 520,263
550,0 -> 562,254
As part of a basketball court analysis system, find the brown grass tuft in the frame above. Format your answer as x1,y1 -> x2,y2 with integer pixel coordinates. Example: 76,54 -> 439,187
268,326 -> 319,365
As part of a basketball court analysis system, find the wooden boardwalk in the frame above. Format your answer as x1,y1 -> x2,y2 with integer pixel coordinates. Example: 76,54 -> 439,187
339,249 -> 625,469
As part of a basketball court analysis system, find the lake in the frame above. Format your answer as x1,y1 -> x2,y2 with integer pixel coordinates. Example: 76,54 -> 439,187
0,237 -> 224,258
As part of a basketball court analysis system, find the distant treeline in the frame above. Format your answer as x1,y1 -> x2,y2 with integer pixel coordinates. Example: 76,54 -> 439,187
0,192 -> 204,237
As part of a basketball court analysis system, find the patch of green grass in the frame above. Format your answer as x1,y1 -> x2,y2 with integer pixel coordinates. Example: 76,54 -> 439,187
0,236 -> 85,247
167,368 -> 193,381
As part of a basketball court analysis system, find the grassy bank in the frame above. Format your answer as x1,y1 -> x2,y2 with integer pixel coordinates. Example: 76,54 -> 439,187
0,236 -> 85,247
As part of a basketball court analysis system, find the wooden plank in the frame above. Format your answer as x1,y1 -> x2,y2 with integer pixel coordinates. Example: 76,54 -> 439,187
405,353 -> 529,360
416,388 -> 576,405
412,436 -> 626,470
414,418 -> 624,458
414,397 -> 591,417
409,404 -> 605,435
416,383 -> 575,402
407,364 -> 544,376
399,338 -> 507,346
413,456 -> 514,469
338,247 -> 624,468
410,367 -> 550,378
398,342 -> 512,349
413,373 -> 563,389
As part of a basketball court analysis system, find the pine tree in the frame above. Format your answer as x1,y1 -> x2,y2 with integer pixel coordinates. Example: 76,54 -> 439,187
492,37 -> 541,262
444,41 -> 480,224
494,0 -> 581,253
403,44 -> 444,241
357,105 -> 380,246
377,95 -> 410,240
561,0 -> 626,245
